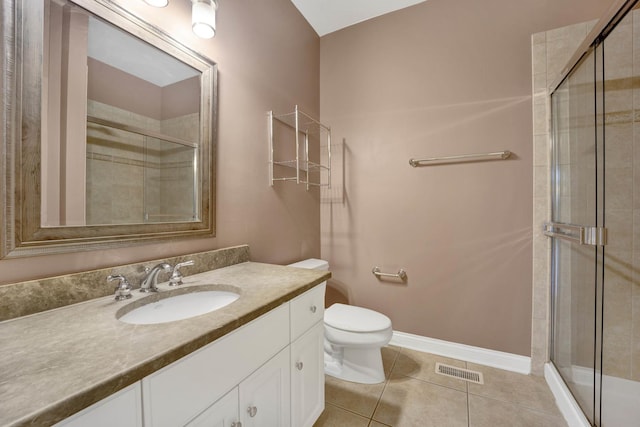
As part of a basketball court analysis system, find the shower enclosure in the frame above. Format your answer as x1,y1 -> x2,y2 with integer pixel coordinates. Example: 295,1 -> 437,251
547,1 -> 640,425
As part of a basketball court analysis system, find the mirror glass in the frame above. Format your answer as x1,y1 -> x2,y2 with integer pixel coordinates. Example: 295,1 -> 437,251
0,0 -> 216,258
42,0 -> 201,226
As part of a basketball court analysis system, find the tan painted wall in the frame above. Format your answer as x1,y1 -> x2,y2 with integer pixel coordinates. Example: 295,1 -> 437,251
0,0 -> 319,285
87,58 -> 200,120
87,57 -> 163,120
320,0 -> 609,356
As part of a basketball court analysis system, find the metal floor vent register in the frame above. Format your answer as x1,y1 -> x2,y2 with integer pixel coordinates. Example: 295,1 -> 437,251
435,363 -> 484,384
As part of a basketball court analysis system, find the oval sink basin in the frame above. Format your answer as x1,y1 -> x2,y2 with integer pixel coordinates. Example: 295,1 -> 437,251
118,290 -> 239,325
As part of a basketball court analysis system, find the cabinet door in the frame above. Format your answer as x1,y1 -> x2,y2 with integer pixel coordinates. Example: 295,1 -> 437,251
240,347 -> 291,427
186,387 -> 240,427
291,321 -> 325,427
54,382 -> 142,427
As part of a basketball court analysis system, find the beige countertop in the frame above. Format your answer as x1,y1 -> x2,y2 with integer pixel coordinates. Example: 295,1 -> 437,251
0,261 -> 330,427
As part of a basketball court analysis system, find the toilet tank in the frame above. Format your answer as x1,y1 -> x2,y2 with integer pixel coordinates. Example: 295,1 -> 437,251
287,258 -> 329,271
288,258 -> 345,308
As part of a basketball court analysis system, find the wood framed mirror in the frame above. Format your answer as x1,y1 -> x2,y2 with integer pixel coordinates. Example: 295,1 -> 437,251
1,0 -> 217,258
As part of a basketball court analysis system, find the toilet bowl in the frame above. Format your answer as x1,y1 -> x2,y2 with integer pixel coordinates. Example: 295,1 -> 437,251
288,259 -> 393,384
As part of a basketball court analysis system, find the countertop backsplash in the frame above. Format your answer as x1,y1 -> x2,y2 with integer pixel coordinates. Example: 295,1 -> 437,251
0,245 -> 250,322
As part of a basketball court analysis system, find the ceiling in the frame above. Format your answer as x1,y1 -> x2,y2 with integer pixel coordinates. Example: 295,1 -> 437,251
290,0 -> 429,37
88,16 -> 198,87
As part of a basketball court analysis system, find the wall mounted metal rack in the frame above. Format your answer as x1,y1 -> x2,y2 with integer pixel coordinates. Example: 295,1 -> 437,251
268,105 -> 331,190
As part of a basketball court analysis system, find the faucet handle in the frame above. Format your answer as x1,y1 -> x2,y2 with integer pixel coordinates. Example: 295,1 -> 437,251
107,274 -> 132,301
169,260 -> 195,286
175,260 -> 195,269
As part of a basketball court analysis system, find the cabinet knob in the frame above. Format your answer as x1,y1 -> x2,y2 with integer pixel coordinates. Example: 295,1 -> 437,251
247,406 -> 258,418
310,305 -> 317,313
296,361 -> 304,370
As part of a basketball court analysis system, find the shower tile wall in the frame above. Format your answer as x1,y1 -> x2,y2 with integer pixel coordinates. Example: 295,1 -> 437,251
530,20 -> 596,375
533,12 -> 640,382
86,101 -> 149,224
634,14 -> 640,383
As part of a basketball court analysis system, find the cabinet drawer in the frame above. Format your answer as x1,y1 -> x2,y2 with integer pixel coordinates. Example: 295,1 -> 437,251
142,303 -> 289,427
290,284 -> 325,341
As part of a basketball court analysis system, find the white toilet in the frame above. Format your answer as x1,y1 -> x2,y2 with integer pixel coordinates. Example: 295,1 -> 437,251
288,258 -> 393,384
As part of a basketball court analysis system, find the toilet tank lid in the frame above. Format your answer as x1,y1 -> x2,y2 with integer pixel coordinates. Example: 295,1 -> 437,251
325,303 -> 392,332
287,258 -> 329,270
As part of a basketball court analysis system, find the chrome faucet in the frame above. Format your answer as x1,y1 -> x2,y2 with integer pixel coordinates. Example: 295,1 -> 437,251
140,263 -> 172,292
169,260 -> 195,286
107,274 -> 132,301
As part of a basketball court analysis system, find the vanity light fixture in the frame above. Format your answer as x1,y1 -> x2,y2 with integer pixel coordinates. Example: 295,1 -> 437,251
143,0 -> 169,7
192,0 -> 217,39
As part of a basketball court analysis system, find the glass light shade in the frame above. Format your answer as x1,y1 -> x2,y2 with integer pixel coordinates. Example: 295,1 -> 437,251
144,0 -> 169,7
192,0 -> 217,39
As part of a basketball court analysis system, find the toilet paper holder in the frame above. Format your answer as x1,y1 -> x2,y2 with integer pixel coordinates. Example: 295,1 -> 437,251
372,266 -> 407,281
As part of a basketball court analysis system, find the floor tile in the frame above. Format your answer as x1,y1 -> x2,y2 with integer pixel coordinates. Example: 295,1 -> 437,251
324,374 -> 386,418
468,394 -> 568,427
318,348 -> 571,427
382,345 -> 400,376
372,374 -> 468,427
467,363 -> 562,416
393,347 -> 468,392
313,403 -> 371,427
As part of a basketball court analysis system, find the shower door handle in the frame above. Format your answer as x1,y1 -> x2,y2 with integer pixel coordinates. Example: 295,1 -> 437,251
543,222 -> 607,246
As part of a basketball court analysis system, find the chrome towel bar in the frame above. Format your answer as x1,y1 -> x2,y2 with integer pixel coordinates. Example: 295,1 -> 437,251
372,267 -> 407,281
409,150 -> 511,167
543,222 -> 608,246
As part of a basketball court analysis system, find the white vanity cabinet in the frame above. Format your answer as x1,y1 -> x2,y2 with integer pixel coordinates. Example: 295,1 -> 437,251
54,284 -> 326,427
187,283 -> 326,427
144,283 -> 325,427
142,304 -> 290,427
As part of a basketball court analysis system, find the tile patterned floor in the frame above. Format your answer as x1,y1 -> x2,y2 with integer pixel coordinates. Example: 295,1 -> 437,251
313,346 -> 567,427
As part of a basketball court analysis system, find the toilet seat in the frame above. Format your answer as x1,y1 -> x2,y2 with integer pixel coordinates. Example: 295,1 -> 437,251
325,303 -> 391,333
325,323 -> 393,347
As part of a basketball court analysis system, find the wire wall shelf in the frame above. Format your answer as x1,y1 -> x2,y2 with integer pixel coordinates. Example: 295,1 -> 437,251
269,105 -> 331,190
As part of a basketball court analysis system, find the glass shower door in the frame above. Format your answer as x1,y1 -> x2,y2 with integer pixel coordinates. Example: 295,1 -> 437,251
549,47 -> 601,425
549,3 -> 640,425
599,11 -> 640,426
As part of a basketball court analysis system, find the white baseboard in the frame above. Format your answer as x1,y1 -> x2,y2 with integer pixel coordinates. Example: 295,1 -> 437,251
544,363 -> 590,427
390,331 -> 531,375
